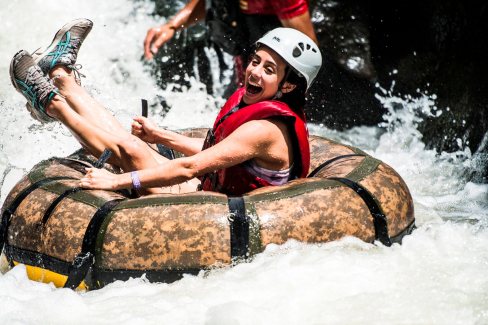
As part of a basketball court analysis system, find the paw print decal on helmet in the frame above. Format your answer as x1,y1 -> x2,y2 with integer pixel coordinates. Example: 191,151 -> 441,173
293,42 -> 318,58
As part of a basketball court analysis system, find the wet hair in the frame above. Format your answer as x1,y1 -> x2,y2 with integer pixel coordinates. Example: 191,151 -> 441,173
279,67 -> 307,110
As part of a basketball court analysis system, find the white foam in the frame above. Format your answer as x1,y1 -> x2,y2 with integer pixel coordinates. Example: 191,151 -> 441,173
0,1 -> 487,324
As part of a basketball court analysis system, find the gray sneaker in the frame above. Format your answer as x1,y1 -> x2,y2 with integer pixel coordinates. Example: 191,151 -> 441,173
10,50 -> 59,123
34,18 -> 93,84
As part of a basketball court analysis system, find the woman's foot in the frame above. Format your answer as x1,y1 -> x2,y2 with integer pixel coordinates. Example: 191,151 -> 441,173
33,18 -> 93,84
10,50 -> 59,123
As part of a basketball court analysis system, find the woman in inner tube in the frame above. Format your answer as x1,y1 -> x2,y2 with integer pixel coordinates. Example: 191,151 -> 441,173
9,19 -> 322,196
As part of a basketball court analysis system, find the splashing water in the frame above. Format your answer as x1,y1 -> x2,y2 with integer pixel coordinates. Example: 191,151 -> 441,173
0,1 -> 487,324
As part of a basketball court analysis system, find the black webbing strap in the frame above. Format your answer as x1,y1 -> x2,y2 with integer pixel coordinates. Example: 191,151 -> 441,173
214,105 -> 240,131
55,157 -> 92,174
156,143 -> 176,160
329,177 -> 392,246
41,149 -> 116,230
93,149 -> 112,169
64,199 -> 124,289
41,149 -> 114,227
390,220 -> 416,244
41,188 -> 83,225
199,105 -> 241,190
1,176 -> 75,254
228,197 -> 250,258
308,154 -> 365,177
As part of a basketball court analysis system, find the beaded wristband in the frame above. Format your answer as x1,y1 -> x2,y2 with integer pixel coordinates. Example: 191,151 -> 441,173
130,171 -> 142,190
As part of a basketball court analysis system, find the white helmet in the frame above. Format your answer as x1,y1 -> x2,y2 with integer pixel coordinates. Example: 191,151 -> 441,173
256,27 -> 322,90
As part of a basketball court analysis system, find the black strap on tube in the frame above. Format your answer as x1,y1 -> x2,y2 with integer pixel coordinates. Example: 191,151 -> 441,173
93,149 -> 112,169
41,187 -> 83,226
55,157 -> 93,174
64,199 -> 124,289
228,197 -> 250,258
41,150 -> 112,229
329,177 -> 392,246
0,176 -> 75,254
308,154 -> 365,177
156,144 -> 176,160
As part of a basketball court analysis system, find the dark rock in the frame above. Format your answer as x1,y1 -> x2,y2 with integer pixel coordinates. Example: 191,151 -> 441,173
308,0 -> 383,128
309,0 -> 488,180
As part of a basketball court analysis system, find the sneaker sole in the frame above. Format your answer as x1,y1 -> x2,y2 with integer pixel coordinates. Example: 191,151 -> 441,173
9,49 -> 55,123
9,49 -> 29,95
32,18 -> 93,65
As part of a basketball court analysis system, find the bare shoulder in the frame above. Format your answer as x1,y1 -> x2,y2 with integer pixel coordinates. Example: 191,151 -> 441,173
229,119 -> 288,146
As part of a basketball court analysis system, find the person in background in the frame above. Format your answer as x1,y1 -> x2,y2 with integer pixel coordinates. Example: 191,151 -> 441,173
144,0 -> 317,88
10,19 -> 321,196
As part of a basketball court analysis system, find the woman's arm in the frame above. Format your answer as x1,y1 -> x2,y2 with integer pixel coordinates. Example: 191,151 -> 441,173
81,119 -> 291,190
151,128 -> 205,156
132,116 -> 204,156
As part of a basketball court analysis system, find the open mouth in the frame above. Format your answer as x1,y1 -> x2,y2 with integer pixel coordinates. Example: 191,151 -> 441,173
246,83 -> 262,95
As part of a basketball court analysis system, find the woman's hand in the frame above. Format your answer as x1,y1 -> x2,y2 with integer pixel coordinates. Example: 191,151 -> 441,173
132,116 -> 158,143
143,24 -> 176,60
80,168 -> 121,190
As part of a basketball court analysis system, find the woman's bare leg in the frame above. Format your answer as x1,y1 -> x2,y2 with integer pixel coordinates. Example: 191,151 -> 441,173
50,67 -> 166,163
49,67 -> 126,134
46,95 -> 156,168
45,89 -> 198,194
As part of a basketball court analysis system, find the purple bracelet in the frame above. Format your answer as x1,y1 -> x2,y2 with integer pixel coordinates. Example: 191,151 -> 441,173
130,171 -> 142,190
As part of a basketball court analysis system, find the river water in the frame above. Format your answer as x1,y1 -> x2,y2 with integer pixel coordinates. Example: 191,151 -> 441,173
0,1 -> 487,324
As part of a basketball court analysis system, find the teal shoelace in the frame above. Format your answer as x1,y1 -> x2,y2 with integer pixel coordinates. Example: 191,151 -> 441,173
48,31 -> 73,69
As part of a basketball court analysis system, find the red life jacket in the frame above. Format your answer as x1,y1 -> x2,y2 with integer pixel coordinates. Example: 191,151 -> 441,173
200,88 -> 310,196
